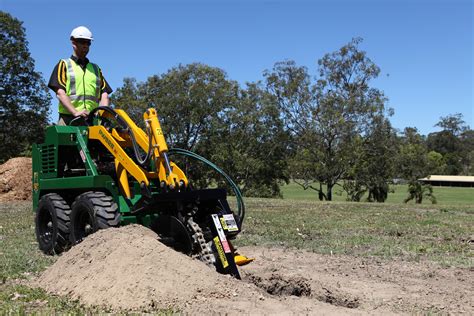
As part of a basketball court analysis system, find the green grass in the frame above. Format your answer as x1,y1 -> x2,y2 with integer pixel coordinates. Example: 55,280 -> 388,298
0,203 -> 55,281
236,199 -> 473,268
0,283 -> 98,315
281,181 -> 474,205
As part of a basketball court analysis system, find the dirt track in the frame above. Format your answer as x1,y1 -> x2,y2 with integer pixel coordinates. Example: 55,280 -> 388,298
34,225 -> 473,315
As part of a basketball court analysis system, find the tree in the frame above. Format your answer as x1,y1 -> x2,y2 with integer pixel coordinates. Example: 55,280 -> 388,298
113,63 -> 239,151
435,113 -> 468,137
109,77 -> 146,126
0,12 -> 51,162
404,181 -> 436,204
343,115 -> 398,202
427,113 -> 471,175
397,128 -> 436,204
397,127 -> 428,180
426,151 -> 446,175
210,82 -> 290,197
460,130 -> 474,175
264,38 -> 388,200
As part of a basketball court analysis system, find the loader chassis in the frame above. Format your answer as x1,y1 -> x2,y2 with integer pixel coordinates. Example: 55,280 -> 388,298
32,108 -> 243,278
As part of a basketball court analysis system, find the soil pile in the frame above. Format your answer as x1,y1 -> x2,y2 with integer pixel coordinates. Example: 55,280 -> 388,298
0,157 -> 32,202
34,225 -> 331,314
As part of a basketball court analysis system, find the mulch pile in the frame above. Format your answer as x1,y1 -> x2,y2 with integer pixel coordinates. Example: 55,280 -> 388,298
0,157 -> 32,202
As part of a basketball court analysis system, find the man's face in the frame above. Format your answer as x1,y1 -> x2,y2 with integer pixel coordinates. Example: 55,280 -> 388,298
72,38 -> 91,59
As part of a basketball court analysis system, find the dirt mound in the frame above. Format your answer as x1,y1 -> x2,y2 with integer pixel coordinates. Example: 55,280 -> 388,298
35,224 -> 231,311
34,225 -> 335,314
0,157 -> 32,202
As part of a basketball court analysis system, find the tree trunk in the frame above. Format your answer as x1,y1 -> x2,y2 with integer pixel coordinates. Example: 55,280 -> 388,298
318,183 -> 325,201
327,183 -> 333,201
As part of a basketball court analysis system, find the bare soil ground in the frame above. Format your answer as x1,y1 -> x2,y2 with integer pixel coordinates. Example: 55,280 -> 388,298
33,225 -> 473,315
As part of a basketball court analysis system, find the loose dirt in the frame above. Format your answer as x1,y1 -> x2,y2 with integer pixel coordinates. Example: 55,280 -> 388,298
34,225 -> 473,314
0,157 -> 32,202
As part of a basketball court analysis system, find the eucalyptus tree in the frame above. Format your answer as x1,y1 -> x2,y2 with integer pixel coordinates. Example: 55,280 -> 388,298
265,38 -> 388,200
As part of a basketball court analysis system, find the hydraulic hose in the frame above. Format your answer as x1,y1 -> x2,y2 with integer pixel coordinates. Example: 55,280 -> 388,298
168,148 -> 245,226
88,106 -> 153,167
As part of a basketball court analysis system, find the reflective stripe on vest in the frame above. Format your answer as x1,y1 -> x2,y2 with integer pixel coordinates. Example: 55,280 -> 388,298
58,58 -> 101,114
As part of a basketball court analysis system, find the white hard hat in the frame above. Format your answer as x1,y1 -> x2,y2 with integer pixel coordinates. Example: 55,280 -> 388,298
70,26 -> 93,40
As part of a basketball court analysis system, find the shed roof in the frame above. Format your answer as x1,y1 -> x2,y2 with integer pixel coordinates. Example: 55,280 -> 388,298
419,175 -> 474,183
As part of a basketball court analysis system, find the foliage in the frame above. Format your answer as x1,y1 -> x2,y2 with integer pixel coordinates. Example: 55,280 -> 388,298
427,113 -> 472,175
426,151 -> 446,175
404,181 -> 437,204
208,82 -> 290,197
397,128 -> 437,204
427,130 -> 460,156
435,113 -> 468,137
108,77 -> 146,126
459,130 -> 474,175
0,12 -> 51,163
264,38 -> 389,201
397,128 -> 427,179
344,116 -> 398,202
113,63 -> 239,150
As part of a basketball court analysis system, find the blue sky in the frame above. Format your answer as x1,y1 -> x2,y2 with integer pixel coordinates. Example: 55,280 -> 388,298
3,0 -> 473,135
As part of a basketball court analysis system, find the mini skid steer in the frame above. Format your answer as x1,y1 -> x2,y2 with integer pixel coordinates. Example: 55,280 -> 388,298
32,106 -> 250,278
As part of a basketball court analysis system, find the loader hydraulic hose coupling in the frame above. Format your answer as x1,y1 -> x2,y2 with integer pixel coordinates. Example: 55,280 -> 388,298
168,148 -> 246,226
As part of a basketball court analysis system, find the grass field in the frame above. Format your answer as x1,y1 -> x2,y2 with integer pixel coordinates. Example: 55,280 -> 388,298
236,198 -> 473,268
281,181 -> 474,205
1,190 -> 472,313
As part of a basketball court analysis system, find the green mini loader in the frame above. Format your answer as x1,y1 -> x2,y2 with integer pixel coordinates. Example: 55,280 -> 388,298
32,107 -> 249,278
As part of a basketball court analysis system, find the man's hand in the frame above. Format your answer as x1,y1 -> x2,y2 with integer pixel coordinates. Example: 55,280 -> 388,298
57,89 -> 87,116
73,109 -> 89,117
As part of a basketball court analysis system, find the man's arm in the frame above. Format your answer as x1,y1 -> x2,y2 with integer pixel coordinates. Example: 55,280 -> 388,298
98,67 -> 113,106
56,89 -> 89,117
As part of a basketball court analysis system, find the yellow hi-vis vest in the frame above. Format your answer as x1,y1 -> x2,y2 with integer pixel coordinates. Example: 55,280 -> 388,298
58,58 -> 101,114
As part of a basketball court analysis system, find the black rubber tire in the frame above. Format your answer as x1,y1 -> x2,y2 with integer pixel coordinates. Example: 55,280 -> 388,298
35,193 -> 71,255
69,191 -> 120,244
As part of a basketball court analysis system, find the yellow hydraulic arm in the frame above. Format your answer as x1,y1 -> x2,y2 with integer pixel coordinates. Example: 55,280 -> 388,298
88,108 -> 188,198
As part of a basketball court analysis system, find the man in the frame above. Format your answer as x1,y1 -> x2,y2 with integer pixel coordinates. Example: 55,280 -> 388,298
48,26 -> 112,125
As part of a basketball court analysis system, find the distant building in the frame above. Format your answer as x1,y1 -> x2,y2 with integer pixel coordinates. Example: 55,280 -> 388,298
419,175 -> 474,187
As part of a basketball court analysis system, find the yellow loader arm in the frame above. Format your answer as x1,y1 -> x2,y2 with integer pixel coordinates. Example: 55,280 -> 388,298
88,107 -> 188,198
